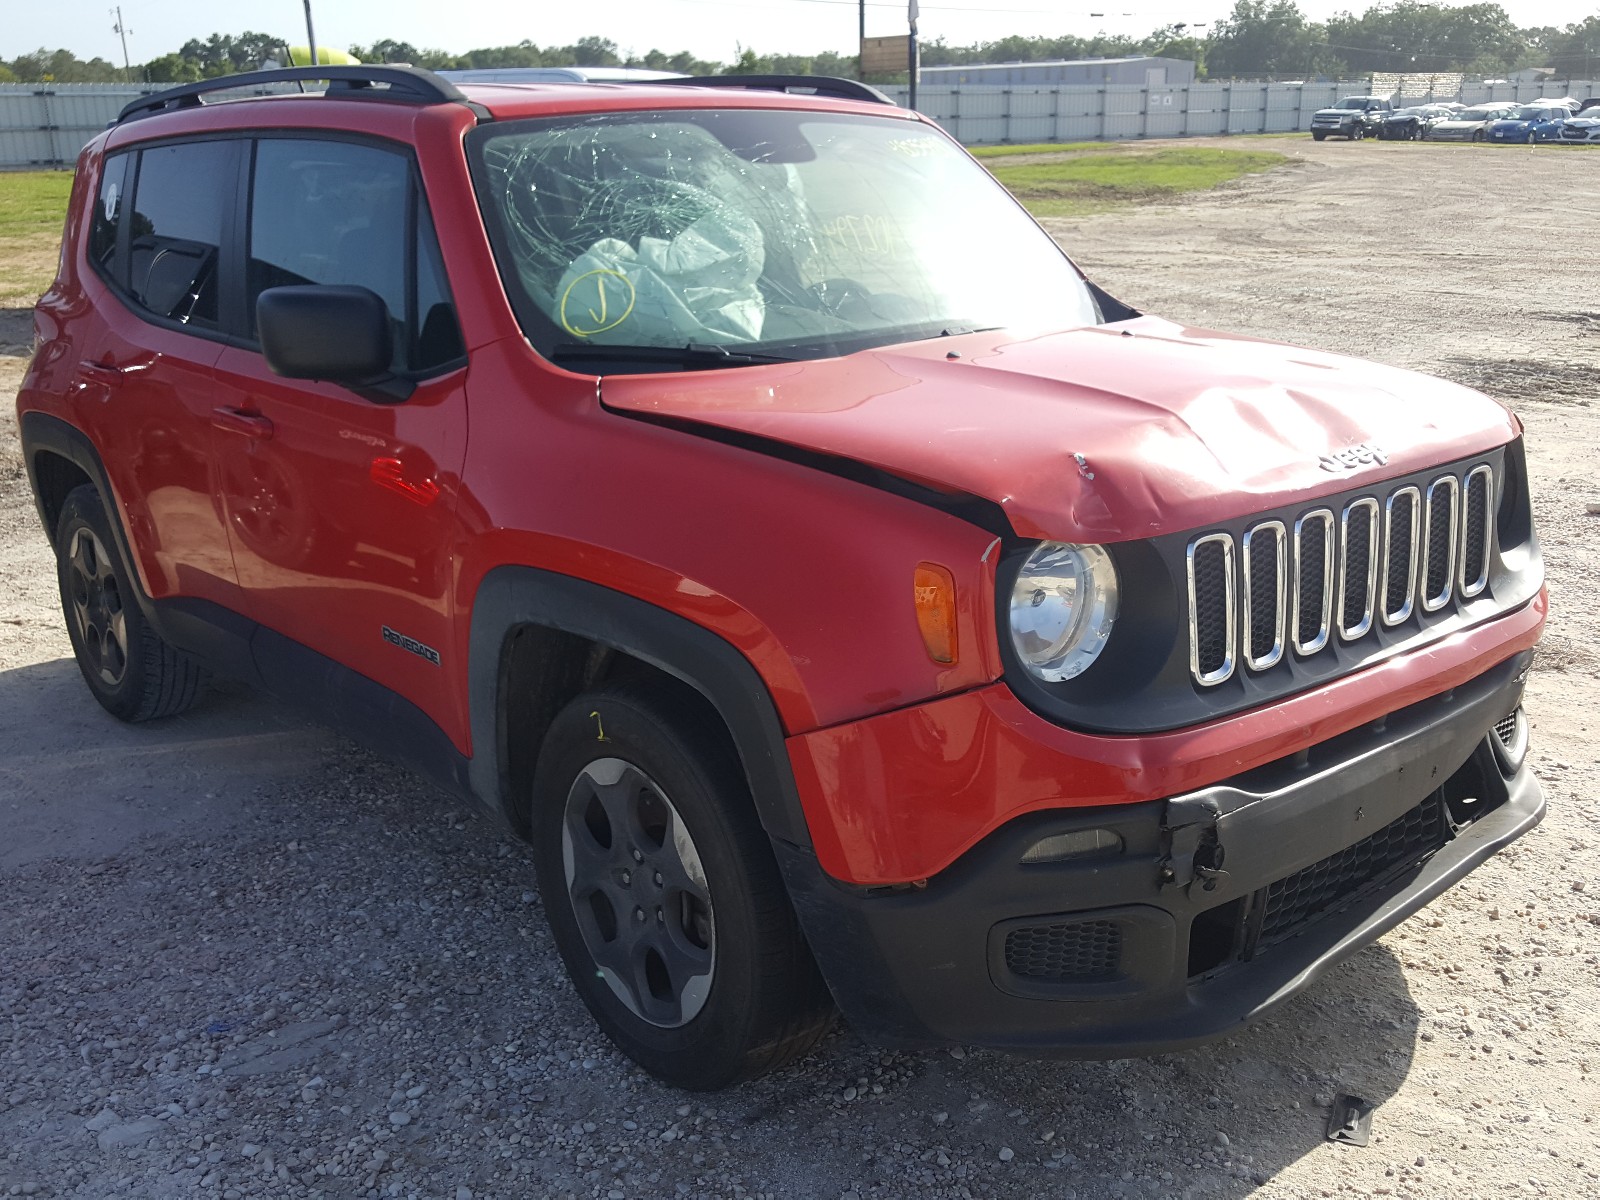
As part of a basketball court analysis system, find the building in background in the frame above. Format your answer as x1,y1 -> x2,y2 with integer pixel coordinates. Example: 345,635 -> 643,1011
920,57 -> 1198,87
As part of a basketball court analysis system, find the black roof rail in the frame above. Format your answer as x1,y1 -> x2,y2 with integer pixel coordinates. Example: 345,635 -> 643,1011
115,65 -> 484,125
651,74 -> 895,106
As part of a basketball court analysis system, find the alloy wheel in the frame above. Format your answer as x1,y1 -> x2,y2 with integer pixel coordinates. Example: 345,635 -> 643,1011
561,757 -> 716,1028
66,527 -> 128,687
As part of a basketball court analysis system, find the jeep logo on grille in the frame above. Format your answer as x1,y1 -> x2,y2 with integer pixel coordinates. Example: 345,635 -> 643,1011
1318,442 -> 1388,472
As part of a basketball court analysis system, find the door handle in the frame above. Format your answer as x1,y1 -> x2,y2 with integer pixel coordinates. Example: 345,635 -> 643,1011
211,406 -> 275,441
79,357 -> 155,377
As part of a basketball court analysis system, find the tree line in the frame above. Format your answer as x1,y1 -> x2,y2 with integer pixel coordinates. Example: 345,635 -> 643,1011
4,6 -> 1600,86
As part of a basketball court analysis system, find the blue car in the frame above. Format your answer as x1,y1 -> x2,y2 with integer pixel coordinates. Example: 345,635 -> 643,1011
1488,102 -> 1578,144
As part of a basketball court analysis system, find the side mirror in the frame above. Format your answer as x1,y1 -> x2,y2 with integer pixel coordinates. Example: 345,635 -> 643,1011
257,286 -> 412,401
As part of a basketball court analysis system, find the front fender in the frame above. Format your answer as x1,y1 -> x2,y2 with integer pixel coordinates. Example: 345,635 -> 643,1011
465,565 -> 813,848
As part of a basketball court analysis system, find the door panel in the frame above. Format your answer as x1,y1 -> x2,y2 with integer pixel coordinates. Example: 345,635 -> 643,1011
73,310 -> 236,603
210,353 -> 468,742
209,135 -> 470,744
70,141 -> 242,604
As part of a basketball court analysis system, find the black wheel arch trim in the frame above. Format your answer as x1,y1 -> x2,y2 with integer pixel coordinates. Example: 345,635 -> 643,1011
21,412 -> 153,601
24,411 -> 110,541
467,565 -> 813,851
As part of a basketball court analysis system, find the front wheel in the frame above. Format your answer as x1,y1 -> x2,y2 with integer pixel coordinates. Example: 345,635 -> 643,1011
1350,125 -> 1365,140
530,681 -> 835,1089
1311,130 -> 1327,141
55,486 -> 207,722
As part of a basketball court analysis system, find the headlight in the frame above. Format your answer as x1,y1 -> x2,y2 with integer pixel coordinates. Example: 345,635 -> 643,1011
1008,542 -> 1119,682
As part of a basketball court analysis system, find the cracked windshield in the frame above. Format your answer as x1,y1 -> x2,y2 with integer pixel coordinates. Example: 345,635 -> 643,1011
475,109 -> 1099,363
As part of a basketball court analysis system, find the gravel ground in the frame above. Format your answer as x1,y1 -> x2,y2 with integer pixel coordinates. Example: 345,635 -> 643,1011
3,138 -> 1598,1200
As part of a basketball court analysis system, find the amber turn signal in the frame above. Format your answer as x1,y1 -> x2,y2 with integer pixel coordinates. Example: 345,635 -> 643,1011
913,563 -> 959,665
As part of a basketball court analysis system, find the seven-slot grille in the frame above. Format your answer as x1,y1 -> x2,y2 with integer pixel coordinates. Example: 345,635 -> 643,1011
1187,463 -> 1494,685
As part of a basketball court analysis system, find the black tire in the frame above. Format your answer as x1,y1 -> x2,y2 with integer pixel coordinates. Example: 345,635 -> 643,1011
1311,131 -> 1327,141
530,679 -> 835,1090
1351,125 -> 1366,141
55,486 -> 208,722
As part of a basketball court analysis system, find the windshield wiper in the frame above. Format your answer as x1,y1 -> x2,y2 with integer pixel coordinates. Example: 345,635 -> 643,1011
551,342 -> 794,368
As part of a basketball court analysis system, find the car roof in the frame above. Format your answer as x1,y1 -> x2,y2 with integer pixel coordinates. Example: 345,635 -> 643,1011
455,81 -> 906,122
104,67 -> 911,144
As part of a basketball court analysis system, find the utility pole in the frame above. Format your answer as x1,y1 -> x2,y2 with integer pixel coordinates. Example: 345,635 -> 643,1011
908,0 -> 920,111
111,6 -> 133,82
303,0 -> 319,67
859,0 -> 866,80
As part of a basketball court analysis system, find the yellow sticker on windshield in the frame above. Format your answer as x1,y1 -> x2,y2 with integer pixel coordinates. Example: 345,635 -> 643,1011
559,269 -> 636,338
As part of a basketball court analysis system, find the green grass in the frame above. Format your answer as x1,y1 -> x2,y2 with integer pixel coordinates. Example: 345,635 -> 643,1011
0,170 -> 73,305
0,170 -> 73,239
987,146 -> 1287,217
970,141 -> 1121,158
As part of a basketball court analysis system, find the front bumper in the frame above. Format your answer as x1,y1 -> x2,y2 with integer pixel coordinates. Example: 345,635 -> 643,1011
780,651 -> 1540,1055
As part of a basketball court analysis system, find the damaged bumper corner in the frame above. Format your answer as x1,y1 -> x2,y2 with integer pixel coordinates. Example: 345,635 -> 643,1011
776,651 -> 1541,1056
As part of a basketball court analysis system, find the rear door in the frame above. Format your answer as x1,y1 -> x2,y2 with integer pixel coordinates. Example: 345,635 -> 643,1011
74,140 -> 243,606
209,135 -> 470,742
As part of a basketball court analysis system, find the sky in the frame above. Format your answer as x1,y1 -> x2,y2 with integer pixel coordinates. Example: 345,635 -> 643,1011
6,0 -> 1600,69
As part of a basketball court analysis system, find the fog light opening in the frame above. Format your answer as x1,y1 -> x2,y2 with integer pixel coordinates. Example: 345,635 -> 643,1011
1491,705 -> 1529,772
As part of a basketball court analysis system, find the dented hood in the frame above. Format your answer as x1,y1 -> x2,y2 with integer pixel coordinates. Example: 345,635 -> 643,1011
599,316 -> 1518,542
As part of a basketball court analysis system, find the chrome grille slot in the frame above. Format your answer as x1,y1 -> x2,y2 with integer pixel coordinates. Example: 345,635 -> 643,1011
1187,533 -> 1236,685
1184,464 -> 1496,687
1459,464 -> 1492,598
1338,498 -> 1380,641
1292,510 -> 1335,656
1422,475 -> 1460,612
1242,521 -> 1286,671
1382,487 -> 1420,625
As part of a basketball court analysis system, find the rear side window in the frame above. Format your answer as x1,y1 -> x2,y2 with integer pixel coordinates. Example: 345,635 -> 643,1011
247,138 -> 463,375
88,154 -> 129,281
127,141 -> 233,330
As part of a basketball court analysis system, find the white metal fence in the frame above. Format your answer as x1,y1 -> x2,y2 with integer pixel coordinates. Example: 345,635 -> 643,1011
5,77 -> 1599,168
877,78 -> 1600,143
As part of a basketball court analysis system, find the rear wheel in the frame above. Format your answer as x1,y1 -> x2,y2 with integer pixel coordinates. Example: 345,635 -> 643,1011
54,486 -> 207,721
530,680 -> 835,1089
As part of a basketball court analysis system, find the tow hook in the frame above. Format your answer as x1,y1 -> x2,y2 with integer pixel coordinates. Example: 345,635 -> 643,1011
1159,794 -> 1231,896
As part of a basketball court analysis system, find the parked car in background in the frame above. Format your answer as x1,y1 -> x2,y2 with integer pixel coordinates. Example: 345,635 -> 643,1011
1378,104 -> 1455,140
1578,97 -> 1600,113
1557,112 -> 1600,143
1310,95 -> 1393,140
1488,101 -> 1579,144
1427,103 -> 1519,142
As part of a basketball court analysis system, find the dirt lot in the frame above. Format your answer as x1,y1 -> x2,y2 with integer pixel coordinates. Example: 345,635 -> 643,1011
2,139 -> 1597,1200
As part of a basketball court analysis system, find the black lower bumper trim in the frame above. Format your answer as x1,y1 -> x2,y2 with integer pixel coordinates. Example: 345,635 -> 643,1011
778,650 -> 1541,1056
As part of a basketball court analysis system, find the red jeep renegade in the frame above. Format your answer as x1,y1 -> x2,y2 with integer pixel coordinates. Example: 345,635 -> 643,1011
18,67 -> 1545,1090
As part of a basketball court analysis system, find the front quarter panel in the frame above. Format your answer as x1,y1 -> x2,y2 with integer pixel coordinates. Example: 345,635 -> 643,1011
453,337 -> 1004,735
